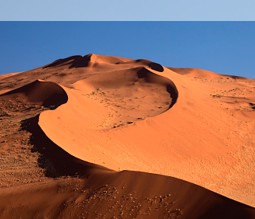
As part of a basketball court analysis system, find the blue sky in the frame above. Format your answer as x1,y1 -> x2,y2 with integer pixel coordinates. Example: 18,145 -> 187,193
0,0 -> 255,20
0,22 -> 255,79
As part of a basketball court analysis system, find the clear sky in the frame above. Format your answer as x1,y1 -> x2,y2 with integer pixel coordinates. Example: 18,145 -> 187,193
0,22 -> 255,79
1,0 -> 255,20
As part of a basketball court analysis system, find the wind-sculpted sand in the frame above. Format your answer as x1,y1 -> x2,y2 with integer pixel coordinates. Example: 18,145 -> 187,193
0,54 -> 254,218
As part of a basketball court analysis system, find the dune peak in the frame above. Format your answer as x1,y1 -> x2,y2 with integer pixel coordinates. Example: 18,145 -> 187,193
42,53 -> 131,69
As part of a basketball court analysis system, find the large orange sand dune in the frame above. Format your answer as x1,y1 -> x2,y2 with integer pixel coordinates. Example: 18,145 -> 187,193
0,54 -> 254,218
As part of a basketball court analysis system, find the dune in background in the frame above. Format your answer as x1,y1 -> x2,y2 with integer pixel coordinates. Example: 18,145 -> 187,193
0,53 -> 254,218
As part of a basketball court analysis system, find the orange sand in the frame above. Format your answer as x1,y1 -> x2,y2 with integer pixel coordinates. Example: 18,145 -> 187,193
0,54 -> 254,218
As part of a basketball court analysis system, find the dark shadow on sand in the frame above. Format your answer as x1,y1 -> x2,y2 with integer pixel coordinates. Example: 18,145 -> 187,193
21,115 -> 108,178
137,68 -> 178,108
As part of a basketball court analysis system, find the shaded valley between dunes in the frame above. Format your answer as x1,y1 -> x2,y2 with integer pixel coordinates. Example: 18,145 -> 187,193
0,54 -> 255,218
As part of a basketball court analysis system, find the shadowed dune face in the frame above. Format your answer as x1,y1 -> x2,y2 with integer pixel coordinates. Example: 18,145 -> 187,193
21,115 -> 108,177
42,55 -> 84,68
135,59 -> 164,72
2,80 -> 68,109
137,67 -> 178,107
43,54 -> 129,69
249,102 -> 255,110
147,62 -> 164,72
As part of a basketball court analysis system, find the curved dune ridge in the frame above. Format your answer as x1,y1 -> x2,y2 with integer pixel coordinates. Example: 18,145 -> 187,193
43,53 -> 133,69
37,66 -> 181,170
0,54 -> 255,218
2,80 -> 68,108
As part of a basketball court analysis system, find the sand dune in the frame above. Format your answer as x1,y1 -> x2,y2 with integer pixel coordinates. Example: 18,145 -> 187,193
0,53 -> 255,218
2,80 -> 68,108
38,58 -> 255,206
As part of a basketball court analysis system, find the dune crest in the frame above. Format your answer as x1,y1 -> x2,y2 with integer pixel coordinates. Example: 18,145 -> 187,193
43,53 -> 133,69
2,80 -> 68,108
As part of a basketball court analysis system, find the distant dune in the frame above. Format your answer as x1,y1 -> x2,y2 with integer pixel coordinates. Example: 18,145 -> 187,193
0,54 -> 254,218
